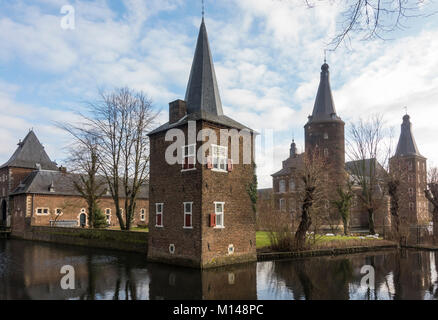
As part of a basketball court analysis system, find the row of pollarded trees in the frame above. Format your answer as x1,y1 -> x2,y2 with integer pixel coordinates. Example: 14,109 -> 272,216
269,114 -> 438,250
58,88 -> 159,230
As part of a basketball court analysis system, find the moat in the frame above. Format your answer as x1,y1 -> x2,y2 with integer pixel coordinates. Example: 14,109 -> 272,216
0,239 -> 437,300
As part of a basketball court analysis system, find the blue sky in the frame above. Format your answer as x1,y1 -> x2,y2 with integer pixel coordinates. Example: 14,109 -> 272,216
1,0 -> 438,188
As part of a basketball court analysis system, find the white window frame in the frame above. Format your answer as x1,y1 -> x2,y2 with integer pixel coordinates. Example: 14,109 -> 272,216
36,207 -> 49,215
279,198 -> 286,212
211,144 -> 228,172
183,202 -> 193,229
182,144 -> 196,171
289,179 -> 295,192
214,202 -> 225,228
155,203 -> 163,227
279,180 -> 286,193
105,208 -> 111,224
140,208 -> 146,221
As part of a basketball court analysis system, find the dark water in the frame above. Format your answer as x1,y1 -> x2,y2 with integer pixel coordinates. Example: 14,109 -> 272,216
1,239 -> 437,300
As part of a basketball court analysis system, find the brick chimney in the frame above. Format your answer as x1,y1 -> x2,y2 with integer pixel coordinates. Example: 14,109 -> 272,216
169,100 -> 187,124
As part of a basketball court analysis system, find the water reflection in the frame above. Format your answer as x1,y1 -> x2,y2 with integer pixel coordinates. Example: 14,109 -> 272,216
0,240 -> 437,300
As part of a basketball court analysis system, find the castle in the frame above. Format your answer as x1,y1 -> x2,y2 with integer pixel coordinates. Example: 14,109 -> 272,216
0,130 -> 149,236
147,18 -> 257,268
259,62 -> 430,233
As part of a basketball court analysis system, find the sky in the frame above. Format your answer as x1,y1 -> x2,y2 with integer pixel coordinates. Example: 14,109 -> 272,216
0,0 -> 438,188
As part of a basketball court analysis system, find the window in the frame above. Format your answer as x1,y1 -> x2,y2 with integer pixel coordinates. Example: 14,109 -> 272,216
140,208 -> 146,221
279,180 -> 286,193
211,145 -> 228,172
289,179 -> 295,191
408,188 -> 414,197
289,198 -> 295,213
409,202 -> 415,211
184,202 -> 193,228
36,208 -> 49,215
324,148 -> 329,158
55,208 -> 63,216
324,133 -> 328,140
214,202 -> 224,228
105,208 -> 111,224
156,203 -> 163,227
182,144 -> 196,170
279,198 -> 286,212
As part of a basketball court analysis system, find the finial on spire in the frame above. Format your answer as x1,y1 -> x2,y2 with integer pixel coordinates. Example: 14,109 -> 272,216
404,106 -> 408,115
202,0 -> 205,20
324,49 -> 327,64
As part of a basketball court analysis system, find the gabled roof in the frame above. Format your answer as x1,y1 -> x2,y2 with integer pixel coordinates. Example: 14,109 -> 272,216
308,63 -> 341,123
11,170 -> 149,199
185,18 -> 223,116
0,131 -> 58,170
394,114 -> 423,157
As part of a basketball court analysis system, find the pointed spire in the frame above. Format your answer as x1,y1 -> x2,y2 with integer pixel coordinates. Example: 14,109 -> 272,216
184,19 -> 223,116
290,139 -> 297,158
309,62 -> 339,122
395,114 -> 422,157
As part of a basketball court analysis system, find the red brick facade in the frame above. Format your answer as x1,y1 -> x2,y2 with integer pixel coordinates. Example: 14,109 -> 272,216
148,119 -> 257,268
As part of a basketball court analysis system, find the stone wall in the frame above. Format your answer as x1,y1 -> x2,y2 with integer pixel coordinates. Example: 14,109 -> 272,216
14,224 -> 148,254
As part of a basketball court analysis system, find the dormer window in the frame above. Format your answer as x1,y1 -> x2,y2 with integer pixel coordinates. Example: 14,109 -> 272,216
49,182 -> 55,193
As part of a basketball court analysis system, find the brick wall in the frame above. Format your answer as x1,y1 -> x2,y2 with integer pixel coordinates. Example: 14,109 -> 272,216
148,120 -> 257,268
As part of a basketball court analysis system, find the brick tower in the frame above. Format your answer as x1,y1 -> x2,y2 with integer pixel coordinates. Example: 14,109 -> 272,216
147,18 -> 257,268
304,62 -> 345,226
390,114 -> 429,225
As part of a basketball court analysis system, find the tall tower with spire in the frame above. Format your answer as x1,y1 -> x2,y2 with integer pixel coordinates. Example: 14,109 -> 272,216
390,114 -> 429,225
147,18 -> 257,268
304,62 -> 345,225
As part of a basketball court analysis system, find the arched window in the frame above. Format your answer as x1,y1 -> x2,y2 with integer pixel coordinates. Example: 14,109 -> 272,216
289,179 -> 295,191
279,180 -> 286,193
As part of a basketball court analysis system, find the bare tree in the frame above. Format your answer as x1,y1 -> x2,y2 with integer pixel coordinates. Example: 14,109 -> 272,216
347,115 -> 389,235
86,88 -> 158,230
425,166 -> 438,243
332,183 -> 354,235
58,124 -> 106,228
303,0 -> 435,49
295,149 -> 328,250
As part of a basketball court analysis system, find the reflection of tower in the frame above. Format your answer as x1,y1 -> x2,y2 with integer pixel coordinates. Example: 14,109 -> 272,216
390,114 -> 428,225
304,62 -> 345,224
148,262 -> 257,300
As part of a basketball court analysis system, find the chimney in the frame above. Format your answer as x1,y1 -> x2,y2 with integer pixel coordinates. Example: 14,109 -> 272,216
59,166 -> 67,173
169,100 -> 187,124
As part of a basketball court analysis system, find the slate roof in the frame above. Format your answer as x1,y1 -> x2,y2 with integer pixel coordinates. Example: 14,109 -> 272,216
308,63 -> 342,123
257,188 -> 273,200
11,170 -> 149,199
185,19 -> 223,116
394,114 -> 423,157
0,131 -> 58,170
345,158 -> 386,178
148,20 -> 254,136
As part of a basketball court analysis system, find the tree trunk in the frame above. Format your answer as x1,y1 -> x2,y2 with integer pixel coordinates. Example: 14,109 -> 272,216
368,208 -> 375,235
343,217 -> 348,235
295,188 -> 314,250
